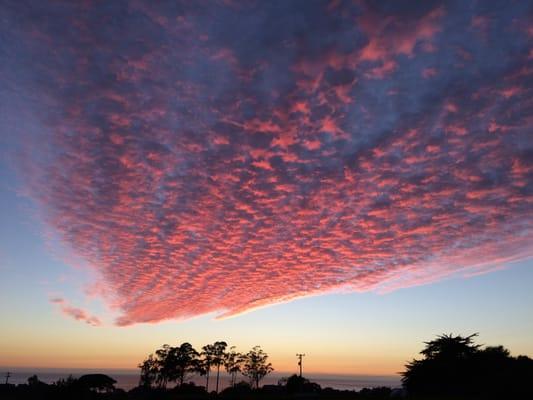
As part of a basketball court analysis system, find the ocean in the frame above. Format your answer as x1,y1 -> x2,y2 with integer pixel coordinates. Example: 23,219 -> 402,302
2,369 -> 401,391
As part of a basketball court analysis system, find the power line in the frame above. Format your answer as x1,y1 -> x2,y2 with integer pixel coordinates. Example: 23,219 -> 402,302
296,354 -> 305,377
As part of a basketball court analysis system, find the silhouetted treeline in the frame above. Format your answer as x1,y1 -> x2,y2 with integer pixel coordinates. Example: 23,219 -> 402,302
138,341 -> 273,391
0,374 -> 123,400
402,333 -> 533,398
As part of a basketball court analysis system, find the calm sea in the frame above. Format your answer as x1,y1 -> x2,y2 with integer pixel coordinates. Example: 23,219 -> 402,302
2,369 -> 401,391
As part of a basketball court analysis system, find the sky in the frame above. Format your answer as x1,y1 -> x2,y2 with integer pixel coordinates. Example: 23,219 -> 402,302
0,0 -> 532,376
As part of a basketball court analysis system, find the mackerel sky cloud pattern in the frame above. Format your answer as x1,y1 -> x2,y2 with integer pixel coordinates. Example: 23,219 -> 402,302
2,1 -> 532,325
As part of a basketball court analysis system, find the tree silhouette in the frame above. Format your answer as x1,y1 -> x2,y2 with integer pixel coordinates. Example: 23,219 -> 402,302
402,333 -> 481,395
53,374 -> 77,388
402,333 -> 533,397
27,375 -> 40,386
224,346 -> 245,388
420,333 -> 480,360
242,346 -> 273,389
212,341 -> 228,393
282,374 -> 321,393
171,342 -> 200,386
138,354 -> 158,388
154,344 -> 173,388
200,343 -> 215,392
141,342 -> 200,388
78,374 -> 116,393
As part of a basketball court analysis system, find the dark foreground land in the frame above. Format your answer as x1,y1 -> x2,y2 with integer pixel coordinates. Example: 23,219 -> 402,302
0,381 -> 509,400
1,373 -> 532,400
1,380 -> 396,400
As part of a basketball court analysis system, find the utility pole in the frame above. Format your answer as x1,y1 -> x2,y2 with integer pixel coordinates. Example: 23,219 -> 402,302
4,372 -> 11,385
296,354 -> 305,377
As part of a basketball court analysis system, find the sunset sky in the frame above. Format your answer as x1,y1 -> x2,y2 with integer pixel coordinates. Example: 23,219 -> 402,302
1,0 -> 532,376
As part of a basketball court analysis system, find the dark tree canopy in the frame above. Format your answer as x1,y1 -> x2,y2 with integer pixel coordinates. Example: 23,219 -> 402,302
281,374 -> 321,393
139,342 -> 200,388
242,346 -> 274,389
78,374 -> 116,392
224,346 -> 246,388
172,342 -> 200,386
199,343 -> 215,391
212,341 -> 228,393
402,333 -> 533,397
138,354 -> 159,388
419,333 -> 480,360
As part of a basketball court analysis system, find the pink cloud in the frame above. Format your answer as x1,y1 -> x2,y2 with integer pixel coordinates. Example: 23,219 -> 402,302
6,1 -> 532,325
356,5 -> 445,78
50,298 -> 102,326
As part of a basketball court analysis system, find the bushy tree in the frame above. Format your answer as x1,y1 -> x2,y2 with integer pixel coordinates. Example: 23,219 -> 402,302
138,354 -> 159,387
419,333 -> 480,360
154,344 -> 173,388
402,333 -> 533,397
282,374 -> 321,393
139,342 -> 200,388
224,346 -> 245,387
78,374 -> 116,393
242,346 -> 273,389
171,342 -> 200,386
402,333 -> 481,395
